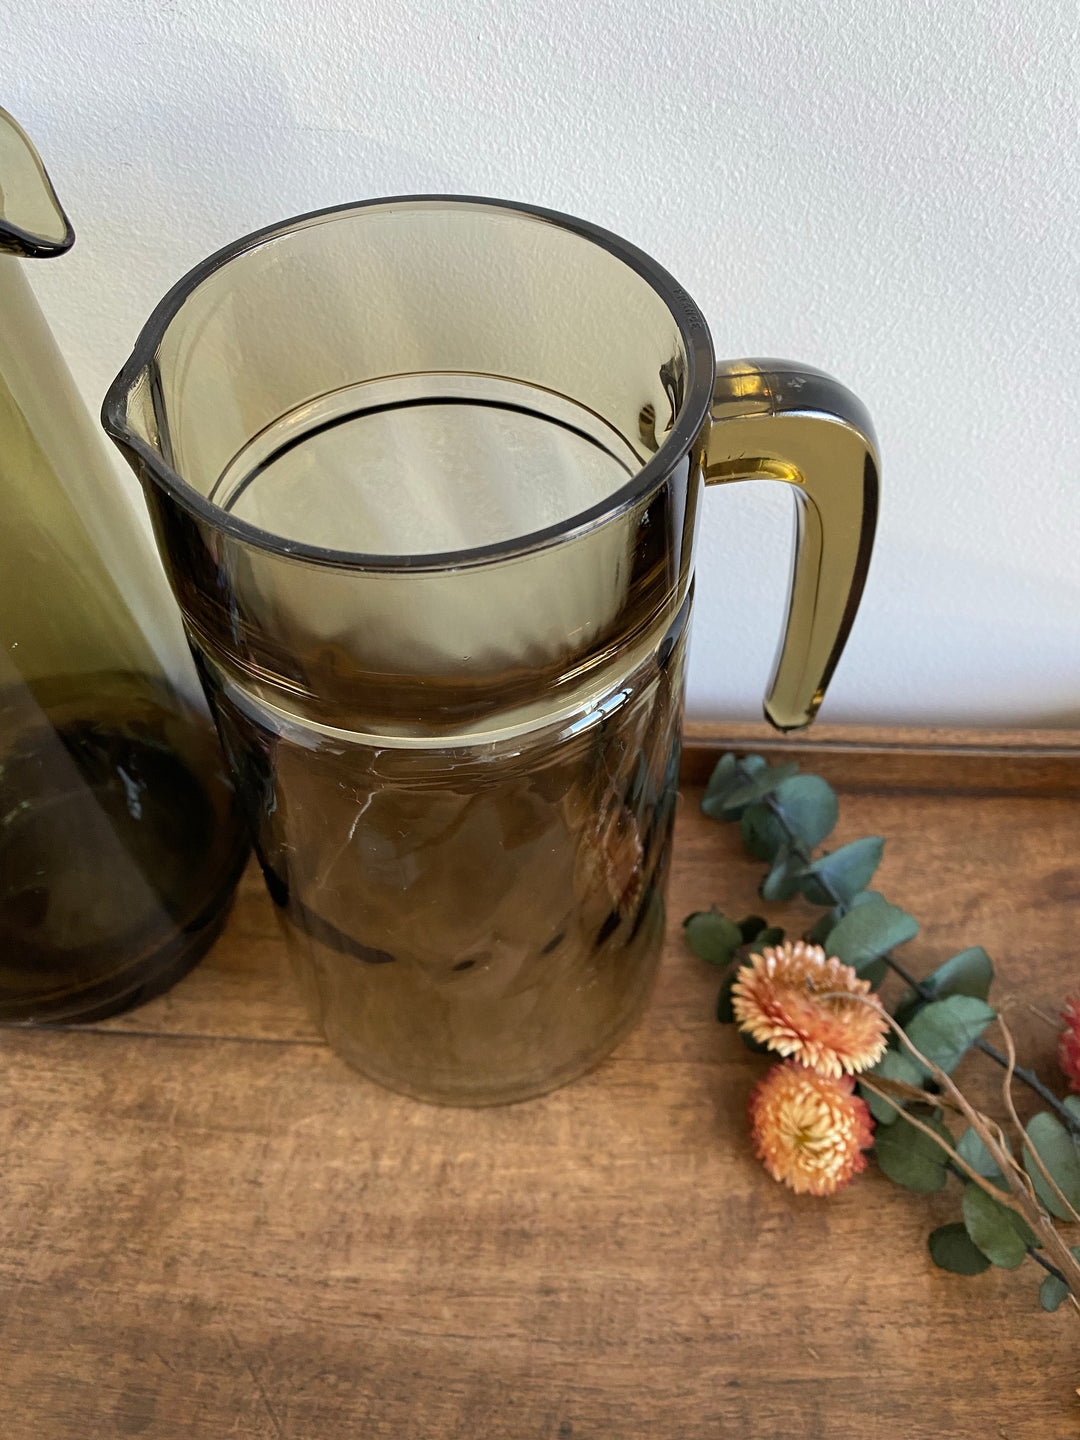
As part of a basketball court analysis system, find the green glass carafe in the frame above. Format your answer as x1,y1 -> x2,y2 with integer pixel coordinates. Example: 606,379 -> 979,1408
0,108 -> 248,1022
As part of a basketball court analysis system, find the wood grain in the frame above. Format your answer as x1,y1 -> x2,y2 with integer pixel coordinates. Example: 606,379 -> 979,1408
3,743 -> 1080,1438
681,720 -> 1080,795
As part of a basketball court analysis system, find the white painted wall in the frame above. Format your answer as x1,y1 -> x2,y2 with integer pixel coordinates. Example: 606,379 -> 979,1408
6,0 -> 1080,726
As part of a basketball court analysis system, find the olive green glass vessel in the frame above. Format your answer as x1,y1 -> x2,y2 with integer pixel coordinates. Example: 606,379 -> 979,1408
0,109 -> 248,1023
104,196 -> 878,1103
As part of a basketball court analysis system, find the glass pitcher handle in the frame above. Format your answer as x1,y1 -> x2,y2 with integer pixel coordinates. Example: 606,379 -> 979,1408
705,358 -> 879,732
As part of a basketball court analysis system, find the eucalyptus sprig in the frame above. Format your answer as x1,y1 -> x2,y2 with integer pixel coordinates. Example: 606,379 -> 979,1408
687,750 -> 1080,1314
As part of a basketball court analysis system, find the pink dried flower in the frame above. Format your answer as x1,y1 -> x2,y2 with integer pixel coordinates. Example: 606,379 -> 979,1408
749,1060 -> 875,1196
731,940 -> 888,1078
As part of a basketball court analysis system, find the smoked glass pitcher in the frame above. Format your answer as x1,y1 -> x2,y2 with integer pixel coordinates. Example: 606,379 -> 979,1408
0,108 -> 248,1023
103,198 -> 877,1103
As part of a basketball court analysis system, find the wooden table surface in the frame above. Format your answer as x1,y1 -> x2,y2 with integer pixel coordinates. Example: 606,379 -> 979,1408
4,731 -> 1080,1438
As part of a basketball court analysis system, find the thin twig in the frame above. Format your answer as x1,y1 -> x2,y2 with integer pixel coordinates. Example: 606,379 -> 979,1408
851,995 -> 1080,1306
866,1075 -> 963,1111
977,1038 -> 1078,1134
994,1017 -> 1043,1208
1025,1002 -> 1063,1031
884,954 -> 1080,1132
998,1016 -> 1080,1226
859,1079 -> 1031,1213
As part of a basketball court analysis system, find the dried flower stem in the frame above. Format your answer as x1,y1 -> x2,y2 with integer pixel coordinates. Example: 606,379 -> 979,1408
867,1075 -> 964,1112
1025,1002 -> 1062,1031
859,1079 -> 1026,1211
997,1016 -> 1080,1226
882,951 -> 1080,1135
844,993 -> 1080,1312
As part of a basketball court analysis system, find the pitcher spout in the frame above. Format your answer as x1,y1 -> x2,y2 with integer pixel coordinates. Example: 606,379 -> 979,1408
103,356 -> 165,467
0,107 -> 73,258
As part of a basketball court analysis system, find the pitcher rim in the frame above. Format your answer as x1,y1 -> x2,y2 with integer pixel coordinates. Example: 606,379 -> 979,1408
101,195 -> 716,572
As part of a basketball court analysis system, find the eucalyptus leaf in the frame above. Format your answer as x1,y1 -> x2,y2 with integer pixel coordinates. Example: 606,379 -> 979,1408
798,873 -> 835,907
861,1049 -> 924,1126
683,910 -> 743,968
1040,1274 -> 1070,1312
804,891 -> 882,949
874,1112 -> 952,1192
827,895 -> 919,972
739,1026 -> 773,1054
1024,1111 -> 1080,1221
716,969 -> 740,1023
860,958 -> 889,989
956,1125 -> 1009,1180
892,993 -> 925,1031
805,909 -> 840,947
1039,1248 -> 1080,1309
802,837 -> 885,907
704,760 -> 799,818
904,995 -> 996,1078
737,915 -> 768,944
759,846 -> 803,903
928,1222 -> 992,1276
799,873 -> 833,907
961,1182 -> 1032,1268
740,803 -> 788,862
929,945 -> 994,1000
702,753 -> 767,818
702,752 -> 740,804
770,773 -> 839,849
755,927 -> 786,949
895,947 -> 995,1028
892,996 -> 921,1030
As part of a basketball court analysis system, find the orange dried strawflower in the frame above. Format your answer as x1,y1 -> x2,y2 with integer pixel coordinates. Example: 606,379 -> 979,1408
749,1060 -> 874,1196
731,940 -> 888,1078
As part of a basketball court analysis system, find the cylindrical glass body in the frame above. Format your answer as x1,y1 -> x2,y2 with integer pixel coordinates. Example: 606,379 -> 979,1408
105,198 -> 876,1103
106,200 -> 708,1101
